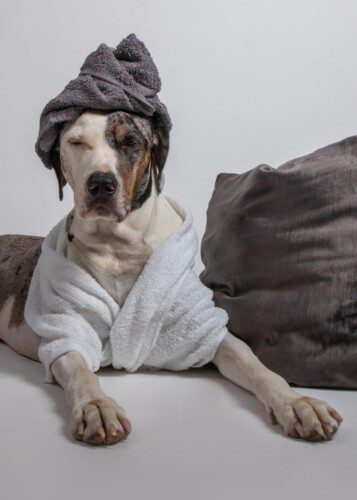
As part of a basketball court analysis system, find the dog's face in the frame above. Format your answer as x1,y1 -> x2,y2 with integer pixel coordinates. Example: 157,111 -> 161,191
56,110 -> 169,222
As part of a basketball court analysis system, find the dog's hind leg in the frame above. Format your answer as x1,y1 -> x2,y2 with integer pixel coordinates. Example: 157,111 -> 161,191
0,296 -> 40,361
0,234 -> 43,360
213,332 -> 343,441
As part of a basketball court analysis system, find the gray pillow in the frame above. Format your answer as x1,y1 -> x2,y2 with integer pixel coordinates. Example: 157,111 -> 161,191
200,136 -> 357,388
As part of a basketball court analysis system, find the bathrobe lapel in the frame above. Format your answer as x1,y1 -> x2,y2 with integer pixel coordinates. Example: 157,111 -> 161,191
109,202 -> 197,371
44,217 -> 120,329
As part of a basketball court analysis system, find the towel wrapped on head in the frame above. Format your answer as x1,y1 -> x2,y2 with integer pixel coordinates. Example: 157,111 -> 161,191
35,33 -> 171,198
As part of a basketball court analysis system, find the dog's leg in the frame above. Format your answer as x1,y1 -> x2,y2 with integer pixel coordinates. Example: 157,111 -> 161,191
213,333 -> 343,441
51,351 -> 131,445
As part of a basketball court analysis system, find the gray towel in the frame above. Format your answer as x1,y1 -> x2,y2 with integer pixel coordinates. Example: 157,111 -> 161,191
35,33 -> 171,197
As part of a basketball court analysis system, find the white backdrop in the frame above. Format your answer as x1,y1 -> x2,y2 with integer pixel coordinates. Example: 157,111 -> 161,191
0,0 -> 356,269
1,4 -> 357,498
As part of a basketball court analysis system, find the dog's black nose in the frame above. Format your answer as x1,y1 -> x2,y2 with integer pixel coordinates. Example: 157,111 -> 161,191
87,172 -> 118,199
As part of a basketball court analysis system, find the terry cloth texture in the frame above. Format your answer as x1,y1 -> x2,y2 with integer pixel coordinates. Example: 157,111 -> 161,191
24,198 -> 228,383
200,136 -> 357,388
35,33 -> 171,171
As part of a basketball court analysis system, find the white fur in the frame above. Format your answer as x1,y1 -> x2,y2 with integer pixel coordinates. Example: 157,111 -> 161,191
60,113 -> 121,218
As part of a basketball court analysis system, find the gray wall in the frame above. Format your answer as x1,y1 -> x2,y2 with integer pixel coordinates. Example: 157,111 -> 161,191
0,0 -> 356,269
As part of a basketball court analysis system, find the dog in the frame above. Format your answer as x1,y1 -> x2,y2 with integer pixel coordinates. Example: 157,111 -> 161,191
0,109 -> 342,445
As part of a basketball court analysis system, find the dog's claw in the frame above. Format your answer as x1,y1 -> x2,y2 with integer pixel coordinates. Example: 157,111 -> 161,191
294,423 -> 304,438
315,425 -> 325,438
331,410 -> 343,423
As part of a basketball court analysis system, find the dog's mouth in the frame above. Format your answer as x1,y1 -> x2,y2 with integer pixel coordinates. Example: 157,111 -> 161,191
81,203 -> 128,222
85,205 -> 117,220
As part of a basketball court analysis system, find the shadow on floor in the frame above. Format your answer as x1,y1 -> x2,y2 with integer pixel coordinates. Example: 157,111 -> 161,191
0,343 -> 73,442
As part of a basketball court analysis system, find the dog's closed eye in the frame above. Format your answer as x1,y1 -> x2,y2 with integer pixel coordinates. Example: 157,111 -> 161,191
68,138 -> 83,146
121,134 -> 137,148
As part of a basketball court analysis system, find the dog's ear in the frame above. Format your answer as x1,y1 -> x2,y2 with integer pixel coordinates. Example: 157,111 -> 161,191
49,139 -> 67,201
151,113 -> 170,192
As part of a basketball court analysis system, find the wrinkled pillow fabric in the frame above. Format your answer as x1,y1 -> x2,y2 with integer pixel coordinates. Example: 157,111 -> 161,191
200,136 -> 357,388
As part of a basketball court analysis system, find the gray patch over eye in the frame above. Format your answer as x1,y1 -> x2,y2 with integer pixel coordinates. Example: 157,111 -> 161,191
103,111 -> 155,211
104,112 -> 152,160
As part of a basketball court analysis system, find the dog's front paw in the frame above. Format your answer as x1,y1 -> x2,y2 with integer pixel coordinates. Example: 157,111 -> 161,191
268,395 -> 343,441
71,396 -> 132,445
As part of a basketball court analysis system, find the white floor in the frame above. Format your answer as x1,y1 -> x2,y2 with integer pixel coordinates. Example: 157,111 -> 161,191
0,343 -> 356,500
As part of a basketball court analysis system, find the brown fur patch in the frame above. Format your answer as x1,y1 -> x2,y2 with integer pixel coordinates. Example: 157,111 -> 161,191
100,164 -> 111,173
113,122 -> 129,141
118,149 -> 151,202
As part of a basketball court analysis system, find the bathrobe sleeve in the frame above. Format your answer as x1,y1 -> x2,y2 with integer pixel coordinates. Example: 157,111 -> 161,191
24,261 -> 105,383
147,269 -> 229,371
36,312 -> 103,383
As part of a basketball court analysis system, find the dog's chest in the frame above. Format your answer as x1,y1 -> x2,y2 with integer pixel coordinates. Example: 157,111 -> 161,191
94,270 -> 139,307
66,239 -> 150,307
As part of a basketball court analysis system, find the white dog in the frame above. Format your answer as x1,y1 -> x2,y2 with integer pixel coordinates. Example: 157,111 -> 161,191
0,110 -> 342,445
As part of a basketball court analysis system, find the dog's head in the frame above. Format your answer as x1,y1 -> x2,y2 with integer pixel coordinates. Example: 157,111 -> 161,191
52,110 -> 169,222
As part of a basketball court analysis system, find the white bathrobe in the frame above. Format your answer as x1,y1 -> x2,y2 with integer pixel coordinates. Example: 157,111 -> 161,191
24,199 -> 229,382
